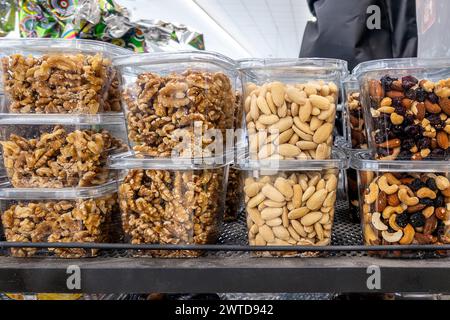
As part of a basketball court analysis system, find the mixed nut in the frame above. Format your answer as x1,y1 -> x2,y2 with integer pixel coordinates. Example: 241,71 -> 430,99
368,75 -> 450,160
244,170 -> 337,257
1,53 -> 116,114
244,81 -> 338,160
118,169 -> 224,257
0,126 -> 125,188
1,195 -> 118,258
347,91 -> 367,149
361,171 -> 450,255
123,70 -> 235,157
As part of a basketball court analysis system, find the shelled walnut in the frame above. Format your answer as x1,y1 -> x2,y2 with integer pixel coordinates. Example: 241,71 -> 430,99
123,70 -> 234,157
118,169 -> 224,257
1,195 -> 117,258
1,53 -> 116,114
0,126 -> 126,187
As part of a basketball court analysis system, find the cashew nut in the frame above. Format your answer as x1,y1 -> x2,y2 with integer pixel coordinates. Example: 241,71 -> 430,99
416,187 -> 437,199
398,186 -> 419,206
384,173 -> 401,185
377,175 -> 399,195
435,175 -> 450,191
364,182 -> 379,204
399,224 -> 415,245
382,229 -> 403,243
382,205 -> 406,219
371,212 -> 388,231
389,214 -> 401,231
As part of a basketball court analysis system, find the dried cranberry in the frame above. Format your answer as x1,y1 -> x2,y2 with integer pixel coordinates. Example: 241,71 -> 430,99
417,137 -> 431,149
410,213 -> 425,228
402,75 -> 418,90
415,88 -> 427,102
380,75 -> 397,91
428,92 -> 439,104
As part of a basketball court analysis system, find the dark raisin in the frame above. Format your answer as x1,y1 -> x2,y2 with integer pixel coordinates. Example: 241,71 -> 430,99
404,125 -> 420,136
415,88 -> 427,102
405,88 -> 416,100
392,125 -> 405,137
377,148 -> 391,157
396,214 -> 409,228
397,150 -> 412,160
380,75 -> 397,91
428,92 -> 439,104
402,75 -> 418,90
435,121 -> 445,130
427,113 -> 441,126
409,213 -> 426,228
394,104 -> 406,116
419,198 -> 434,206
417,137 -> 431,149
426,178 -> 437,190
435,195 -> 444,207
430,148 -> 445,159
403,114 -> 414,126
402,139 -> 415,150
374,131 -> 388,144
409,178 -> 425,191
392,98 -> 402,107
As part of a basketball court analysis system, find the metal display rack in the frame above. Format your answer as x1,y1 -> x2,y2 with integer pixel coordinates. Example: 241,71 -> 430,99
0,200 -> 449,294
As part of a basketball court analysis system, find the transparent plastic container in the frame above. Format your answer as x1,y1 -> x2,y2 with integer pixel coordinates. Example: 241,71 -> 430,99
351,151 -> 450,258
113,51 -> 238,160
0,181 -> 119,258
236,149 -> 348,257
0,114 -> 128,188
353,58 -> 450,160
109,152 -> 229,258
0,39 -> 130,114
238,58 -> 348,161
343,77 -> 366,149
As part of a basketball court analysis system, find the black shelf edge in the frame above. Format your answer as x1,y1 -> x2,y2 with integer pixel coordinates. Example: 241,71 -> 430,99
0,256 -> 449,294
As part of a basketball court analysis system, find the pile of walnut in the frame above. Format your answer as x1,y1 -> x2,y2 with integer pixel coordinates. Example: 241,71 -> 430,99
0,126 -> 125,187
118,169 -> 223,257
1,195 -> 117,258
1,53 -> 117,113
123,70 -> 234,157
362,172 -> 450,256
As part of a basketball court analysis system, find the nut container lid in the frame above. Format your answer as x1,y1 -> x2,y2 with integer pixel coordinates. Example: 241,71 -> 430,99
235,149 -> 348,171
0,113 -> 125,125
0,181 -> 118,200
238,58 -> 348,72
0,38 -> 131,57
108,151 -> 233,170
351,150 -> 450,172
113,50 -> 237,72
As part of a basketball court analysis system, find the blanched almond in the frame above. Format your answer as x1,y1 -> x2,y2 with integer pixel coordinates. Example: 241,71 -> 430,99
262,184 -> 285,202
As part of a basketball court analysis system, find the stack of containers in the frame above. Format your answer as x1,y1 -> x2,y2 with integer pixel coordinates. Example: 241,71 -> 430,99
352,59 -> 450,257
109,52 -> 238,257
0,39 -> 130,258
236,59 -> 348,257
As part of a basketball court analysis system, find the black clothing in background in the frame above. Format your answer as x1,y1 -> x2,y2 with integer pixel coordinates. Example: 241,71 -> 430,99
300,0 -> 418,70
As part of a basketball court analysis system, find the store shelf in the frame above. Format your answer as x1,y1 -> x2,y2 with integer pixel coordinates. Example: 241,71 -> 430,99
0,201 -> 449,294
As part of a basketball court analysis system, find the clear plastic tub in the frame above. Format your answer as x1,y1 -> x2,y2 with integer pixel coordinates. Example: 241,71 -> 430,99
0,39 -> 130,114
0,181 -> 119,258
353,58 -> 450,160
351,151 -> 450,258
109,152 -> 229,258
237,58 -> 347,161
236,149 -> 348,257
113,51 -> 238,159
0,114 -> 128,188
